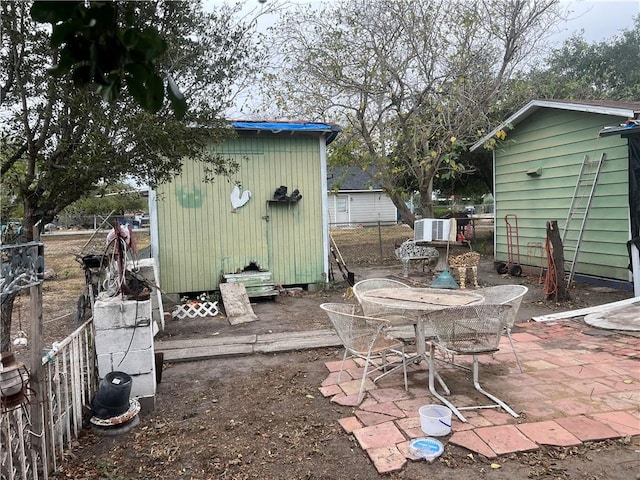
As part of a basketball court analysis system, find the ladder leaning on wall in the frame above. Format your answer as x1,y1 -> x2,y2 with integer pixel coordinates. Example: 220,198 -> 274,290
561,152 -> 606,287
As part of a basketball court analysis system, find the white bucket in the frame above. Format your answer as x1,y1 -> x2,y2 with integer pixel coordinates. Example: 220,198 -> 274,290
419,404 -> 452,436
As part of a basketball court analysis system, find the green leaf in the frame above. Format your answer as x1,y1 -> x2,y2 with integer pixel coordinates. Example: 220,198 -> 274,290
30,1 -> 82,24
50,20 -> 80,47
125,74 -> 147,107
71,65 -> 91,85
145,73 -> 164,113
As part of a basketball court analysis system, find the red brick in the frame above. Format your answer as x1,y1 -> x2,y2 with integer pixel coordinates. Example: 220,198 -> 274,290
517,421 -> 582,446
353,421 -> 406,450
555,415 -> 620,441
366,445 -> 407,474
449,430 -> 497,458
475,425 -> 539,455
590,411 -> 640,436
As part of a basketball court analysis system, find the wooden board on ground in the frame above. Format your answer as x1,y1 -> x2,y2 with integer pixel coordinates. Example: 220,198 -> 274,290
219,283 -> 259,325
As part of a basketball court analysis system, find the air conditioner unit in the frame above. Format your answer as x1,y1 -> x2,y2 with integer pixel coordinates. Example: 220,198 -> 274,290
414,218 -> 454,242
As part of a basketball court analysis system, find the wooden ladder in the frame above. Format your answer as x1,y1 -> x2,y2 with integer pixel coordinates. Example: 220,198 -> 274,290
561,153 -> 605,287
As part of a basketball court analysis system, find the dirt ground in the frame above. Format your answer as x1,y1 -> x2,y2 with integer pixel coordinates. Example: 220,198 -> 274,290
8,233 -> 639,479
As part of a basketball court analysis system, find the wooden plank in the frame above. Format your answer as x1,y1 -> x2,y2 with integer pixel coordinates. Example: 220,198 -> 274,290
219,282 -> 259,325
255,330 -> 342,353
155,334 -> 258,351
531,297 -> 640,322
161,343 -> 255,362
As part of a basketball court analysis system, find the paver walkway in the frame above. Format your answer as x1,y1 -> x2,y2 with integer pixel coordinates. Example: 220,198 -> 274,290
318,319 -> 640,474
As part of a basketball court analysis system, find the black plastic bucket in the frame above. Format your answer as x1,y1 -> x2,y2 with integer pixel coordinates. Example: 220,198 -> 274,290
92,371 -> 132,419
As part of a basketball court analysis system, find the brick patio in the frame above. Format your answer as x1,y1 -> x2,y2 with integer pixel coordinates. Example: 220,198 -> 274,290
319,319 -> 640,474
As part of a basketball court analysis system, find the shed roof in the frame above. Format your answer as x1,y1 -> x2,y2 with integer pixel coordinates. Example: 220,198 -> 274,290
232,121 -> 342,144
470,99 -> 640,151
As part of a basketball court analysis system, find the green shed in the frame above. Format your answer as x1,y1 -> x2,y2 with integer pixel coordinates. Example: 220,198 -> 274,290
149,121 -> 341,297
471,99 -> 640,289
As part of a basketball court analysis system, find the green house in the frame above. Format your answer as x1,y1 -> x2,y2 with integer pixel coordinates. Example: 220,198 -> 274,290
471,99 -> 640,289
149,121 -> 341,297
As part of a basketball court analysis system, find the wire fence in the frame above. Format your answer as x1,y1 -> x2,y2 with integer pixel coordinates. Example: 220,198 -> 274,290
329,220 -> 494,269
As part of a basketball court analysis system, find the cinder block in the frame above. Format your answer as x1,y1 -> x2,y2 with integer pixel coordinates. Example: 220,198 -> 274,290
130,372 -> 156,399
112,349 -> 155,376
97,349 -> 155,378
136,258 -> 165,332
96,353 -> 114,376
94,297 -> 151,330
94,327 -> 153,356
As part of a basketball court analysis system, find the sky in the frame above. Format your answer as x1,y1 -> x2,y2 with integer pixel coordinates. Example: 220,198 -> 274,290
206,0 -> 640,44
205,0 -> 639,118
554,0 -> 639,43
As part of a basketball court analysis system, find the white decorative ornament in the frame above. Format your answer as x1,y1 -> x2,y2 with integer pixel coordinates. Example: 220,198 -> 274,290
230,184 -> 252,211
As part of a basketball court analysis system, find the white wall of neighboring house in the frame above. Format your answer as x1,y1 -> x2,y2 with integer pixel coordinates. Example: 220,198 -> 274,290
328,190 -> 397,225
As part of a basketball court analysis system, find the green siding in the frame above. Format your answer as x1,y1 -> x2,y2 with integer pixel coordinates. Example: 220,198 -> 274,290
495,109 -> 631,282
155,135 -> 326,294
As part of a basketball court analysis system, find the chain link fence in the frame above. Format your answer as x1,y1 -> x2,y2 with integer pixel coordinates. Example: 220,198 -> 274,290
329,220 -> 494,269
329,222 -> 413,267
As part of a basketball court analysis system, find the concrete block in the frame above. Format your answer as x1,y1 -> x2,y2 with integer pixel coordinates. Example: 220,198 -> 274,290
94,297 -> 151,330
135,258 -> 165,332
95,327 -> 153,356
130,371 -> 156,399
97,349 -> 155,378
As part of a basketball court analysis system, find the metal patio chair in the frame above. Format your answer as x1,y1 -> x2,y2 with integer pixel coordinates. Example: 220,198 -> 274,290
352,278 -> 410,317
320,303 -> 409,404
477,285 -> 528,372
424,304 -> 519,422
352,278 -> 415,340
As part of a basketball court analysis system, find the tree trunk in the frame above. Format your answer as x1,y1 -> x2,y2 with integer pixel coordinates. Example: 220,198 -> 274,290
389,191 -> 415,228
419,178 -> 434,218
545,220 -> 570,302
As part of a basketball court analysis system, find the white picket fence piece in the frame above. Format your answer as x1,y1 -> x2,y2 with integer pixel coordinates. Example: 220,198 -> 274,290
1,320 -> 96,480
172,301 -> 220,319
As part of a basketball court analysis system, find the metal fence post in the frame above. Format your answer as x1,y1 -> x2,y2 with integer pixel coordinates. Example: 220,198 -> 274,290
378,221 -> 383,262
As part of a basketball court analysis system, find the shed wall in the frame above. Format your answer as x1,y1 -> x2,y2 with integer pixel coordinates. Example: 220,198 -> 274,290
154,135 -> 326,294
495,109 -> 630,282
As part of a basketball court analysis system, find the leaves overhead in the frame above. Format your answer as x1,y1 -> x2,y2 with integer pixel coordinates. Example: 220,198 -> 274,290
30,0 -> 184,118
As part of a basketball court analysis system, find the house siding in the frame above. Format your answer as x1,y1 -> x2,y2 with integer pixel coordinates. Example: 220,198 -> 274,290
495,108 -> 630,282
154,135 -> 326,294
328,191 -> 397,224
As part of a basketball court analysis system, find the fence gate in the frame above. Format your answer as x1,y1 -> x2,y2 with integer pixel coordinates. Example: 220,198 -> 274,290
1,241 -> 97,480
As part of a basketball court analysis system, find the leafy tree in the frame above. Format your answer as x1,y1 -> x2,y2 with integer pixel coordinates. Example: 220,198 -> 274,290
30,1 -> 187,119
63,183 -> 146,216
496,16 -> 640,112
0,0 -> 265,351
262,0 -> 562,226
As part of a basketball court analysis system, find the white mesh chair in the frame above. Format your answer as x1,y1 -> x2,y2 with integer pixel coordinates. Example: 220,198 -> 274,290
352,278 -> 415,341
320,303 -> 409,404
477,285 -> 528,372
352,278 -> 410,318
424,304 -> 519,422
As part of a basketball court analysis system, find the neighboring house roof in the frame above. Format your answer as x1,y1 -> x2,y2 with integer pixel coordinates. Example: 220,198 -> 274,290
232,121 -> 342,144
327,166 -> 383,192
470,99 -> 640,151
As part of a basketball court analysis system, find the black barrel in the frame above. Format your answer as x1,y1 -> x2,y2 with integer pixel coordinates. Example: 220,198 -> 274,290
91,371 -> 132,419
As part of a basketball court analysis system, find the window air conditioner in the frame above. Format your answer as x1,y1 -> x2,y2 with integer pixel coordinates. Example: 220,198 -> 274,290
414,218 -> 453,242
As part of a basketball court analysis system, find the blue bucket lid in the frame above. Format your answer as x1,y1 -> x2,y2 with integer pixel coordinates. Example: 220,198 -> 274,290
408,437 -> 444,460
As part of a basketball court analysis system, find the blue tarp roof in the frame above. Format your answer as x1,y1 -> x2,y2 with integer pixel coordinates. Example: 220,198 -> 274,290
232,121 -> 341,144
